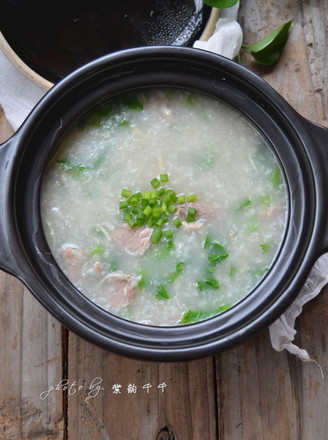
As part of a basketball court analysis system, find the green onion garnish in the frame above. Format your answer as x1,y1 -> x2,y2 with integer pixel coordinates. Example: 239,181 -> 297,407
173,217 -> 182,228
155,284 -> 170,300
121,189 -> 132,198
150,177 -> 160,188
150,228 -> 163,244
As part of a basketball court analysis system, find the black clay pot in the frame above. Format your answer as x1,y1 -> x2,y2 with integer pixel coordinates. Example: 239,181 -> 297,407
0,47 -> 327,361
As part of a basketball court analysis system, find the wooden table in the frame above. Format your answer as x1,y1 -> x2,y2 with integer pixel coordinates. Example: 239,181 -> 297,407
0,1 -> 327,438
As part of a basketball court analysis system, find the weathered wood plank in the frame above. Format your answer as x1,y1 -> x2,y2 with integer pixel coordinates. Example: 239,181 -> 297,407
67,334 -> 217,439
0,114 -> 65,439
216,1 -> 328,439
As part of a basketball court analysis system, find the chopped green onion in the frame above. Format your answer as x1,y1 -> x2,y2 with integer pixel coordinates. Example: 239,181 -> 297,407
177,195 -> 186,204
167,204 -> 177,214
164,229 -> 174,239
119,200 -> 129,210
187,194 -> 197,202
128,218 -> 136,228
160,173 -> 169,182
150,177 -> 160,188
166,240 -> 175,249
121,189 -> 132,198
150,227 -> 163,244
143,205 -> 153,217
188,207 -> 196,217
173,217 -> 182,228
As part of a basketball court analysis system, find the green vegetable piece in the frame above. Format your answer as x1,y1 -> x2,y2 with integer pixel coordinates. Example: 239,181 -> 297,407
229,266 -> 237,277
185,94 -> 195,106
179,304 -> 229,324
143,205 -> 153,217
123,95 -> 144,110
119,200 -> 129,210
238,198 -> 252,211
57,159 -> 88,177
128,218 -> 136,228
166,240 -> 175,249
121,189 -> 132,198
167,204 -> 177,214
89,246 -> 105,257
243,20 -> 293,65
246,215 -> 258,233
260,194 -> 272,209
155,284 -> 170,300
138,270 -> 148,289
150,227 -> 163,244
208,242 -> 229,265
160,173 -> 169,182
164,229 -> 174,239
260,242 -> 272,253
197,278 -> 220,291
173,217 -> 182,228
185,214 -> 196,223
167,262 -> 185,283
188,207 -> 196,217
150,177 -> 160,188
119,119 -> 130,127
201,0 -> 238,8
271,167 -> 281,188
177,194 -> 186,204
187,194 -> 197,202
157,187 -> 166,196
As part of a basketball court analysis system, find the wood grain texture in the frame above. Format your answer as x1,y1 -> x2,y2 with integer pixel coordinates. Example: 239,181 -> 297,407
0,0 -> 327,438
0,120 -> 65,439
215,1 -> 328,439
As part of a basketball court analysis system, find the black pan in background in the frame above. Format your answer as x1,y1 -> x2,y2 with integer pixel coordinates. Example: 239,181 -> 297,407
0,0 -> 209,84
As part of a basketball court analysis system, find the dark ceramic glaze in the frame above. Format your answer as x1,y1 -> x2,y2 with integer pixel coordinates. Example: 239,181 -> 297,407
0,0 -> 209,83
0,47 -> 327,361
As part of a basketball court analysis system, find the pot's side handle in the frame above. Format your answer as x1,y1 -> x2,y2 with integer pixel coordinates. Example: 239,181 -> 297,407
303,119 -> 328,255
0,137 -> 20,276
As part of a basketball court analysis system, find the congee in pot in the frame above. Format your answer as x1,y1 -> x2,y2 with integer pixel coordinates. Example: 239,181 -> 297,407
41,88 -> 288,326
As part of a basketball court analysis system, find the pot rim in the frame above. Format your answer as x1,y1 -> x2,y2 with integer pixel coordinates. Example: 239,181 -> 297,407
1,46 -> 327,361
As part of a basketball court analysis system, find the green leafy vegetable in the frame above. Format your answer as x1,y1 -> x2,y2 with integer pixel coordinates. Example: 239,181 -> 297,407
259,242 -> 272,253
155,284 -> 170,300
167,262 -> 185,283
271,167 -> 281,188
179,304 -> 229,324
208,242 -> 229,265
201,0 -> 238,8
123,95 -> 144,110
89,246 -> 105,257
238,198 -> 252,211
229,266 -> 237,277
57,159 -> 89,177
243,21 -> 292,65
246,215 -> 258,233
197,278 -> 220,291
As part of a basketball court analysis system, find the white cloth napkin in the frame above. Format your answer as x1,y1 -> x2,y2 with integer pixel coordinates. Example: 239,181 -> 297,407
1,3 -> 327,367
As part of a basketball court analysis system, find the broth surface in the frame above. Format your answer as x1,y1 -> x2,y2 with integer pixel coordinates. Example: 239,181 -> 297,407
41,89 -> 288,326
